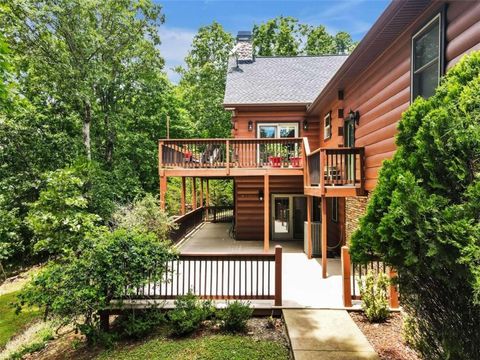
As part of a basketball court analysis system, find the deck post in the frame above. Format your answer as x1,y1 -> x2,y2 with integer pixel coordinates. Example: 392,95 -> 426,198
206,179 -> 210,219
192,177 -> 197,210
321,196 -> 327,278
199,178 -> 204,207
181,177 -> 186,215
389,269 -> 400,309
264,174 -> 270,253
307,195 -> 313,259
320,150 -> 326,195
341,246 -> 352,307
274,245 -> 282,306
160,176 -> 167,211
99,310 -> 110,332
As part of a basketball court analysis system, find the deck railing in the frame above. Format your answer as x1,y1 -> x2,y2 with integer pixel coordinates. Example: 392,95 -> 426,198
159,138 -> 304,170
341,246 -> 399,308
170,206 -> 234,244
307,147 -> 365,188
124,246 -> 283,305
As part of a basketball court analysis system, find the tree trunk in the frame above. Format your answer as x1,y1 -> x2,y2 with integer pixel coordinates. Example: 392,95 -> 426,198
83,100 -> 92,160
104,114 -> 114,166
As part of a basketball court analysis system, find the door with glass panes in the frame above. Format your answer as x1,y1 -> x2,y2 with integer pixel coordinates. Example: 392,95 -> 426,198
257,123 -> 298,165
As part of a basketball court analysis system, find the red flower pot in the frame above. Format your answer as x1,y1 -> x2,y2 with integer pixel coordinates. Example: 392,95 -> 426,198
268,156 -> 282,167
290,156 -> 301,167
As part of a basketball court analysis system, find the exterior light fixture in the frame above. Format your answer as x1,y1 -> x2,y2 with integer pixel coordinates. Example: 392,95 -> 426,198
348,110 -> 360,125
303,120 -> 308,131
248,120 -> 253,131
258,189 -> 264,201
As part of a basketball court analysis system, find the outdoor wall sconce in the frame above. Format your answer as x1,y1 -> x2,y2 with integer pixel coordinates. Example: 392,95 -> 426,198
248,120 -> 253,131
258,189 -> 264,201
303,120 -> 308,131
348,110 -> 360,125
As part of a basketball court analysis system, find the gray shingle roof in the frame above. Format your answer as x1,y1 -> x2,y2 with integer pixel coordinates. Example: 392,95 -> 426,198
223,55 -> 348,106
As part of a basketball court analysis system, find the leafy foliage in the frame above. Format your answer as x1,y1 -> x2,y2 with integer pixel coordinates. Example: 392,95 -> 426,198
116,309 -> 166,340
168,293 -> 214,336
253,16 -> 357,56
358,271 -> 389,323
350,51 -> 480,359
112,193 -> 175,242
17,229 -> 176,341
176,22 -> 234,138
26,167 -> 100,256
217,301 -> 253,333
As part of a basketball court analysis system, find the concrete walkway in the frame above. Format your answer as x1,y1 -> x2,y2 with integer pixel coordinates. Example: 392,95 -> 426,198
283,309 -> 378,359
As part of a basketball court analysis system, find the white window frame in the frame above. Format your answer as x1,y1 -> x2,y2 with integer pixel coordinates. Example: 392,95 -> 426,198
257,122 -> 299,139
323,112 -> 332,140
411,12 -> 443,102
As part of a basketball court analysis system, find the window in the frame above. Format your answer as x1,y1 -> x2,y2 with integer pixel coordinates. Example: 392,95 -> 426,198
331,198 -> 338,223
411,13 -> 444,100
323,112 -> 332,140
257,123 -> 298,139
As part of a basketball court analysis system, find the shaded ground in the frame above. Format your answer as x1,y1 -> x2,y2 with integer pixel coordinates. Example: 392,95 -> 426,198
24,317 -> 291,360
349,312 -> 420,360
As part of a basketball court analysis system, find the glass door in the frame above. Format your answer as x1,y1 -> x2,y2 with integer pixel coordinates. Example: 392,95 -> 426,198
271,194 -> 306,240
258,123 -> 298,166
271,196 -> 292,240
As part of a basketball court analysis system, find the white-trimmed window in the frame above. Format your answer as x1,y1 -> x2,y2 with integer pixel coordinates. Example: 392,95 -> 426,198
323,112 -> 332,140
411,12 -> 444,100
257,123 -> 298,139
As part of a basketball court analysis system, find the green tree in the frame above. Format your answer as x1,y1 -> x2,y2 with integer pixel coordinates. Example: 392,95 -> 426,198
18,228 -> 176,342
176,22 -> 234,138
26,167 -> 100,257
3,0 -> 165,161
350,51 -> 480,359
253,16 -> 301,56
253,16 -> 357,56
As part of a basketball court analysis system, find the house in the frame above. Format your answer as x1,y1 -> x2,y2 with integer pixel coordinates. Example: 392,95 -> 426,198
159,0 -> 480,279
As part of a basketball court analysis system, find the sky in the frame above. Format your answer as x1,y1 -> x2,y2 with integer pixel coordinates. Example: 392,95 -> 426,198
156,0 -> 391,82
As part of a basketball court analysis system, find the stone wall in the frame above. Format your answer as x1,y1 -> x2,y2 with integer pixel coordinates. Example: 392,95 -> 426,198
345,195 -> 370,243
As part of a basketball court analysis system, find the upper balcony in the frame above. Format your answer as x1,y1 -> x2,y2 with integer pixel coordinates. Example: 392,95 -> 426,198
304,147 -> 366,197
158,138 -> 305,177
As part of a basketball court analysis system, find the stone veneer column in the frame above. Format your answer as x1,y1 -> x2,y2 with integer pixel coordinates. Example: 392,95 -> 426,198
345,195 -> 370,243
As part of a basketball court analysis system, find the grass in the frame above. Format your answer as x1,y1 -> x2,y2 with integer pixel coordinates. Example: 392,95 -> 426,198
0,290 -> 41,349
97,334 -> 290,360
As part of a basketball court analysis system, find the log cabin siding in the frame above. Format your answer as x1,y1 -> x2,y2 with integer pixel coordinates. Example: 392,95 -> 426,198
234,175 -> 304,240
316,1 -> 480,191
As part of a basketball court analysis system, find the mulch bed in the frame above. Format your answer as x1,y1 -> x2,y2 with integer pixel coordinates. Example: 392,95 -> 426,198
349,311 -> 420,360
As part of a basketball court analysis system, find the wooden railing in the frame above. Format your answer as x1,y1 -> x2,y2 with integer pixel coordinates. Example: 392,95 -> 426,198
170,207 -> 205,244
341,246 -> 399,308
159,138 -> 304,170
124,246 -> 283,305
307,147 -> 365,188
205,206 -> 234,223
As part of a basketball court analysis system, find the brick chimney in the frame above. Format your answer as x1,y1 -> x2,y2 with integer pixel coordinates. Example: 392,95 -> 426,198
234,31 -> 253,64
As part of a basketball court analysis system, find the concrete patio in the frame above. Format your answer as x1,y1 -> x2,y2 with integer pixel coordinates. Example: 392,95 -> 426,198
178,222 -> 345,308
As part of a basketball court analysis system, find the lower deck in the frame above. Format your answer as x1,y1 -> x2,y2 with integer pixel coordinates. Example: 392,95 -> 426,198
178,223 -> 345,308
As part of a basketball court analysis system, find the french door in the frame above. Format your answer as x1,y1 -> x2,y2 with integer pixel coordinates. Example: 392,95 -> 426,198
271,194 -> 306,240
257,123 -> 299,164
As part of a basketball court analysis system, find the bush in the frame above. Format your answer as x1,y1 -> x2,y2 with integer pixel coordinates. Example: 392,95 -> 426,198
350,51 -> 480,358
17,228 -> 176,343
116,309 -> 165,339
168,293 -> 214,336
358,271 -> 389,323
112,193 -> 175,242
217,301 -> 253,332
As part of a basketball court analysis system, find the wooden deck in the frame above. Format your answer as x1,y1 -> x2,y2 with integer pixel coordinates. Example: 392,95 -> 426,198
178,223 -> 346,308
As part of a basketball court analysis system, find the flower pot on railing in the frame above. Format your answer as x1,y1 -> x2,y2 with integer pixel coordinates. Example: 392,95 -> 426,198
268,156 -> 282,167
290,156 -> 301,167
184,151 -> 192,162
